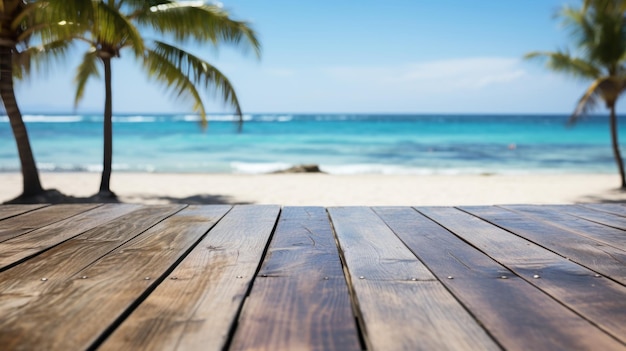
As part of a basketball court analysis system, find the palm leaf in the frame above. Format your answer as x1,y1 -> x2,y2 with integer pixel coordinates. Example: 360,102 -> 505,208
525,51 -> 602,79
16,0 -> 93,43
94,1 -> 144,56
564,1 -> 626,69
571,79 -> 603,124
583,0 -> 626,13
14,39 -> 74,79
143,46 -> 207,126
144,41 -> 243,127
74,50 -> 101,107
10,2 -> 36,31
135,3 -> 261,57
570,74 -> 626,126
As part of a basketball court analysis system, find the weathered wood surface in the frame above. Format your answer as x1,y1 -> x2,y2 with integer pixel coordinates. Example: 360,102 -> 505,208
0,204 -> 625,351
375,207 -> 623,351
543,204 -> 626,230
503,204 -> 626,251
0,204 -> 48,220
329,206 -> 499,351
0,204 -> 101,243
0,204 -> 187,350
423,206 -> 626,346
0,203 -> 141,271
582,203 -> 626,217
101,205 -> 277,351
230,207 -> 362,351
462,205 -> 626,285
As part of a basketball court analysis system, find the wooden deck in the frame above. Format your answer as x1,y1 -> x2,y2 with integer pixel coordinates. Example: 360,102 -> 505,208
0,204 -> 625,350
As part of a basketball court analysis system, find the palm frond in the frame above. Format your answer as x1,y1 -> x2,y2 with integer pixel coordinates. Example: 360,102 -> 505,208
144,41 -> 243,127
18,0 -> 94,42
94,1 -> 144,56
570,79 -> 604,123
563,1 -> 626,69
122,0 -> 174,10
14,39 -> 74,79
525,50 -> 603,79
3,0 -> 84,49
584,0 -> 626,13
74,50 -> 101,107
10,2 -> 36,31
143,46 -> 207,126
136,3 -> 261,58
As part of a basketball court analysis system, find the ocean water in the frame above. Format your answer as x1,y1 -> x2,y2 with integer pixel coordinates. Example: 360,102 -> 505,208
0,113 -> 623,175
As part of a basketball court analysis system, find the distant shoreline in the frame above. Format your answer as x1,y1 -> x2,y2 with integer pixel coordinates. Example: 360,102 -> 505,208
1,172 -> 624,206
1,113 -> 623,176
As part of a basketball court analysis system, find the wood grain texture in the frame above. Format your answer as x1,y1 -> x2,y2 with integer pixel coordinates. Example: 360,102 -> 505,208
0,204 -> 101,243
0,205 -> 184,350
464,205 -> 626,285
375,206 -> 625,351
503,204 -> 626,251
582,203 -> 626,217
230,207 -> 361,351
545,204 -> 626,230
329,206 -> 498,351
0,204 -> 49,220
100,205 -> 279,351
0,203 -> 141,270
420,206 -> 626,345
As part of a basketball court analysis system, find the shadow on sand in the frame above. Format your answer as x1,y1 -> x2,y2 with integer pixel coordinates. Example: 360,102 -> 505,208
123,194 -> 252,205
575,187 -> 626,204
4,189 -> 251,205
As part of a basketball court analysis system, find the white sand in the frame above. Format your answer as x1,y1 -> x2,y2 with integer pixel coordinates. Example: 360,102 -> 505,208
1,172 -> 624,205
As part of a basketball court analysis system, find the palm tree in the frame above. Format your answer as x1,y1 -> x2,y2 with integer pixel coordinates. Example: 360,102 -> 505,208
1,0 -> 47,199
526,0 -> 626,189
0,0 -> 77,200
68,1 -> 260,198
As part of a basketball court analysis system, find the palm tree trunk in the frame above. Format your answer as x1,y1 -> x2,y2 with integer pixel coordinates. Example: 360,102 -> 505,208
609,105 -> 626,189
0,46 -> 44,197
98,56 -> 115,196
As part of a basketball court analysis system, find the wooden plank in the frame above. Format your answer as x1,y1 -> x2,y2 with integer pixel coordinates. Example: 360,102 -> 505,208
328,206 -> 499,351
464,205 -> 626,285
0,205 -> 184,311
582,203 -> 626,217
503,204 -> 626,251
420,206 -> 626,345
0,204 -> 49,220
100,205 -> 279,351
547,204 -> 626,230
230,207 -> 361,351
0,203 -> 141,270
0,204 -> 101,243
375,207 -> 625,351
0,205 -> 229,351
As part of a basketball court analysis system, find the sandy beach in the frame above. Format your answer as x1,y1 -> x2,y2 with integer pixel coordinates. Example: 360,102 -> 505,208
0,172 -> 624,206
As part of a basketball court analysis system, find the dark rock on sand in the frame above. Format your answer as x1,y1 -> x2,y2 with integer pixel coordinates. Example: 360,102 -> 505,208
273,164 -> 325,174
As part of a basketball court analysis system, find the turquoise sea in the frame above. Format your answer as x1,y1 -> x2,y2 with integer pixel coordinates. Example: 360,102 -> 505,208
0,113 -> 623,175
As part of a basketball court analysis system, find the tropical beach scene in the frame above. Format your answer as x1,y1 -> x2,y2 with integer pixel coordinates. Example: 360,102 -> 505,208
1,0 -> 626,206
3,2 -> 626,350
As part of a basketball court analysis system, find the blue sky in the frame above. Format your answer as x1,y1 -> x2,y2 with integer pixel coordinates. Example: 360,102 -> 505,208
16,0 -> 625,115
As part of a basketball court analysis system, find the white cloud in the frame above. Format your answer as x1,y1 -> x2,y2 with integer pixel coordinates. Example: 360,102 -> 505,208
322,57 -> 527,90
474,70 -> 526,88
